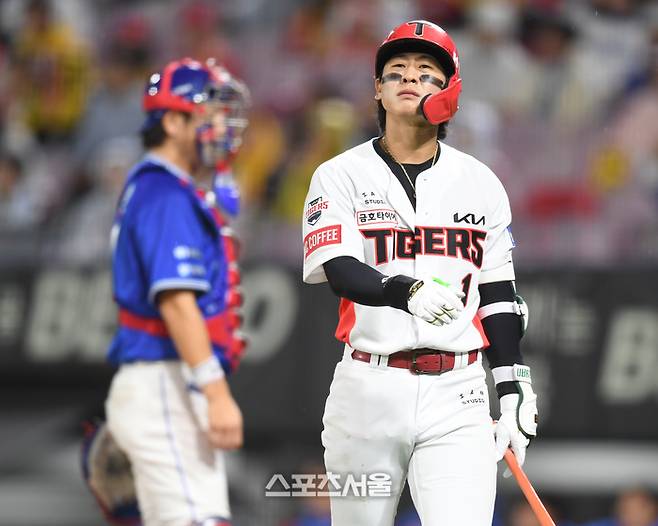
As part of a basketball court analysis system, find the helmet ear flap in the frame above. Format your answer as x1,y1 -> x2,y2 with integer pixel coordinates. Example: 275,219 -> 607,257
419,76 -> 462,125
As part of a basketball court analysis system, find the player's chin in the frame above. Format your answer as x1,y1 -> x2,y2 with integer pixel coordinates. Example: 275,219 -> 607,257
393,97 -> 421,110
389,101 -> 427,121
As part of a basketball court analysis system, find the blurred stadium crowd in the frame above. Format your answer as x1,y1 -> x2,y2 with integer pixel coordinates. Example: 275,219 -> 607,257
1,2 -> 658,524
0,0 -> 657,268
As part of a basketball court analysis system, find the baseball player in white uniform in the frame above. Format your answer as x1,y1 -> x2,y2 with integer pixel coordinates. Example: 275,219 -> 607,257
302,20 -> 538,526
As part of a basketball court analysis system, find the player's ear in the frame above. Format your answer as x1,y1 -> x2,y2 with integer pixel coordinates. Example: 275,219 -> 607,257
374,77 -> 382,101
160,111 -> 178,137
161,111 -> 187,138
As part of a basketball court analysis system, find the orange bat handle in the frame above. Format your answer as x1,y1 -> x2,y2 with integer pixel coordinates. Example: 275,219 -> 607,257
504,449 -> 556,526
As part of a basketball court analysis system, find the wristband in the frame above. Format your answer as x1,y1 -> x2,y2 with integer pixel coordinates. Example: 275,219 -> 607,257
491,364 -> 531,385
191,355 -> 225,387
492,363 -> 531,399
382,274 -> 417,311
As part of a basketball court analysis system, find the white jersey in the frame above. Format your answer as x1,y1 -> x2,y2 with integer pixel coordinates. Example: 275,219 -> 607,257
302,138 -> 515,355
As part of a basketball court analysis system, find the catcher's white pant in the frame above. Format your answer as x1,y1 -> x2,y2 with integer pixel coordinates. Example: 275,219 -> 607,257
321,348 -> 497,526
106,361 -> 230,526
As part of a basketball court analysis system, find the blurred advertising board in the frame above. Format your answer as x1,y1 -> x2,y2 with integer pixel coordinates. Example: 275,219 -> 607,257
0,264 -> 656,440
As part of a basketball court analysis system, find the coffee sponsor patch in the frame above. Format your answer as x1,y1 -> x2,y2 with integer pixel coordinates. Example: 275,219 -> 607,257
304,225 -> 341,257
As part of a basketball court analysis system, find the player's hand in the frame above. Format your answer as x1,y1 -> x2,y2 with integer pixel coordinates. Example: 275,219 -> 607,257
407,277 -> 464,326
494,384 -> 538,477
203,380 -> 244,450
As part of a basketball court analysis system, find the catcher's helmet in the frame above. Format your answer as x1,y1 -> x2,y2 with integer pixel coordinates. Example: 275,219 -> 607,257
142,57 -> 215,130
376,20 -> 462,124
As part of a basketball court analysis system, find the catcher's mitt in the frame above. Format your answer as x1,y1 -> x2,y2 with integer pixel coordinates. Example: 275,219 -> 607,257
81,420 -> 141,525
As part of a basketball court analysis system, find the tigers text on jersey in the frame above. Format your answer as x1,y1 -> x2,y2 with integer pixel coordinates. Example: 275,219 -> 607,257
108,154 -> 243,372
302,139 -> 515,355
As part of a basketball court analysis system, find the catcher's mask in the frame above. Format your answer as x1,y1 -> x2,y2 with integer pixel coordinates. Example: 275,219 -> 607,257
81,420 -> 141,525
203,59 -> 251,216
203,59 -> 251,165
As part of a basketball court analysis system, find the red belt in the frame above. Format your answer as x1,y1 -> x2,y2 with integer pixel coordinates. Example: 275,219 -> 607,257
351,348 -> 478,375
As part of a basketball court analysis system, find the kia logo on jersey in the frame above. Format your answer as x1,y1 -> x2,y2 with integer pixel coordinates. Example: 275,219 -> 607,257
453,212 -> 485,225
306,196 -> 329,226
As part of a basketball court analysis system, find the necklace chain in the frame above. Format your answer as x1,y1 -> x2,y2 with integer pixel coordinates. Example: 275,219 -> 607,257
380,136 -> 439,198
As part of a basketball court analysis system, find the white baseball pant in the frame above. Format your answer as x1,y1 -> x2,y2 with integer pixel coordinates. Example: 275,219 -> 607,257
321,348 -> 497,525
106,361 -> 231,526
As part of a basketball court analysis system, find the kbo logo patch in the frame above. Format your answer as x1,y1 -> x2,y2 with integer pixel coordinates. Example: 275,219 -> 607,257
306,196 -> 329,226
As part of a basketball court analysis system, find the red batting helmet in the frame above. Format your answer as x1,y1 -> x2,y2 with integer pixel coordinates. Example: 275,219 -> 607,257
141,57 -> 215,130
376,20 -> 462,124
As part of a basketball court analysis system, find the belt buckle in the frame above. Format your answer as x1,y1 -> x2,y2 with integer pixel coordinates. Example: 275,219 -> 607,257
410,350 -> 445,375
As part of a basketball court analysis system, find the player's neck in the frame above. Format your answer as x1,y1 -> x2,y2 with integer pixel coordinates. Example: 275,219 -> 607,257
383,122 -> 438,164
149,144 -> 195,177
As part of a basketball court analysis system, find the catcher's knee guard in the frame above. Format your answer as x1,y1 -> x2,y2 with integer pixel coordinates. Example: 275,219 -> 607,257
81,420 -> 141,525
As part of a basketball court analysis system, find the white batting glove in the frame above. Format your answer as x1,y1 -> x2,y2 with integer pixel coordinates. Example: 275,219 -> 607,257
493,365 -> 538,477
407,277 -> 464,326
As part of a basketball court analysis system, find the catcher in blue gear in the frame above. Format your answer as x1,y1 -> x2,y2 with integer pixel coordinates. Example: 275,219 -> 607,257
82,58 -> 250,526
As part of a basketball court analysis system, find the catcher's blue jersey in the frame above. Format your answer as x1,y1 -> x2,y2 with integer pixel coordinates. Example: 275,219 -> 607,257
107,154 -> 238,372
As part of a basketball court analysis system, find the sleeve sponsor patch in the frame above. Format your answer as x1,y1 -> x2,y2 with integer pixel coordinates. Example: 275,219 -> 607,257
304,225 -> 341,258
356,208 -> 397,226
173,245 -> 202,259
176,262 -> 206,277
306,196 -> 329,226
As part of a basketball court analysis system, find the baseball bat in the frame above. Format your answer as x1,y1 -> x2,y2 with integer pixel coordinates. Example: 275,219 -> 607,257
504,449 -> 556,526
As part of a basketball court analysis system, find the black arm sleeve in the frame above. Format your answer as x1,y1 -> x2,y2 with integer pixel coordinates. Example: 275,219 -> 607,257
479,281 -> 524,397
323,256 -> 416,311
